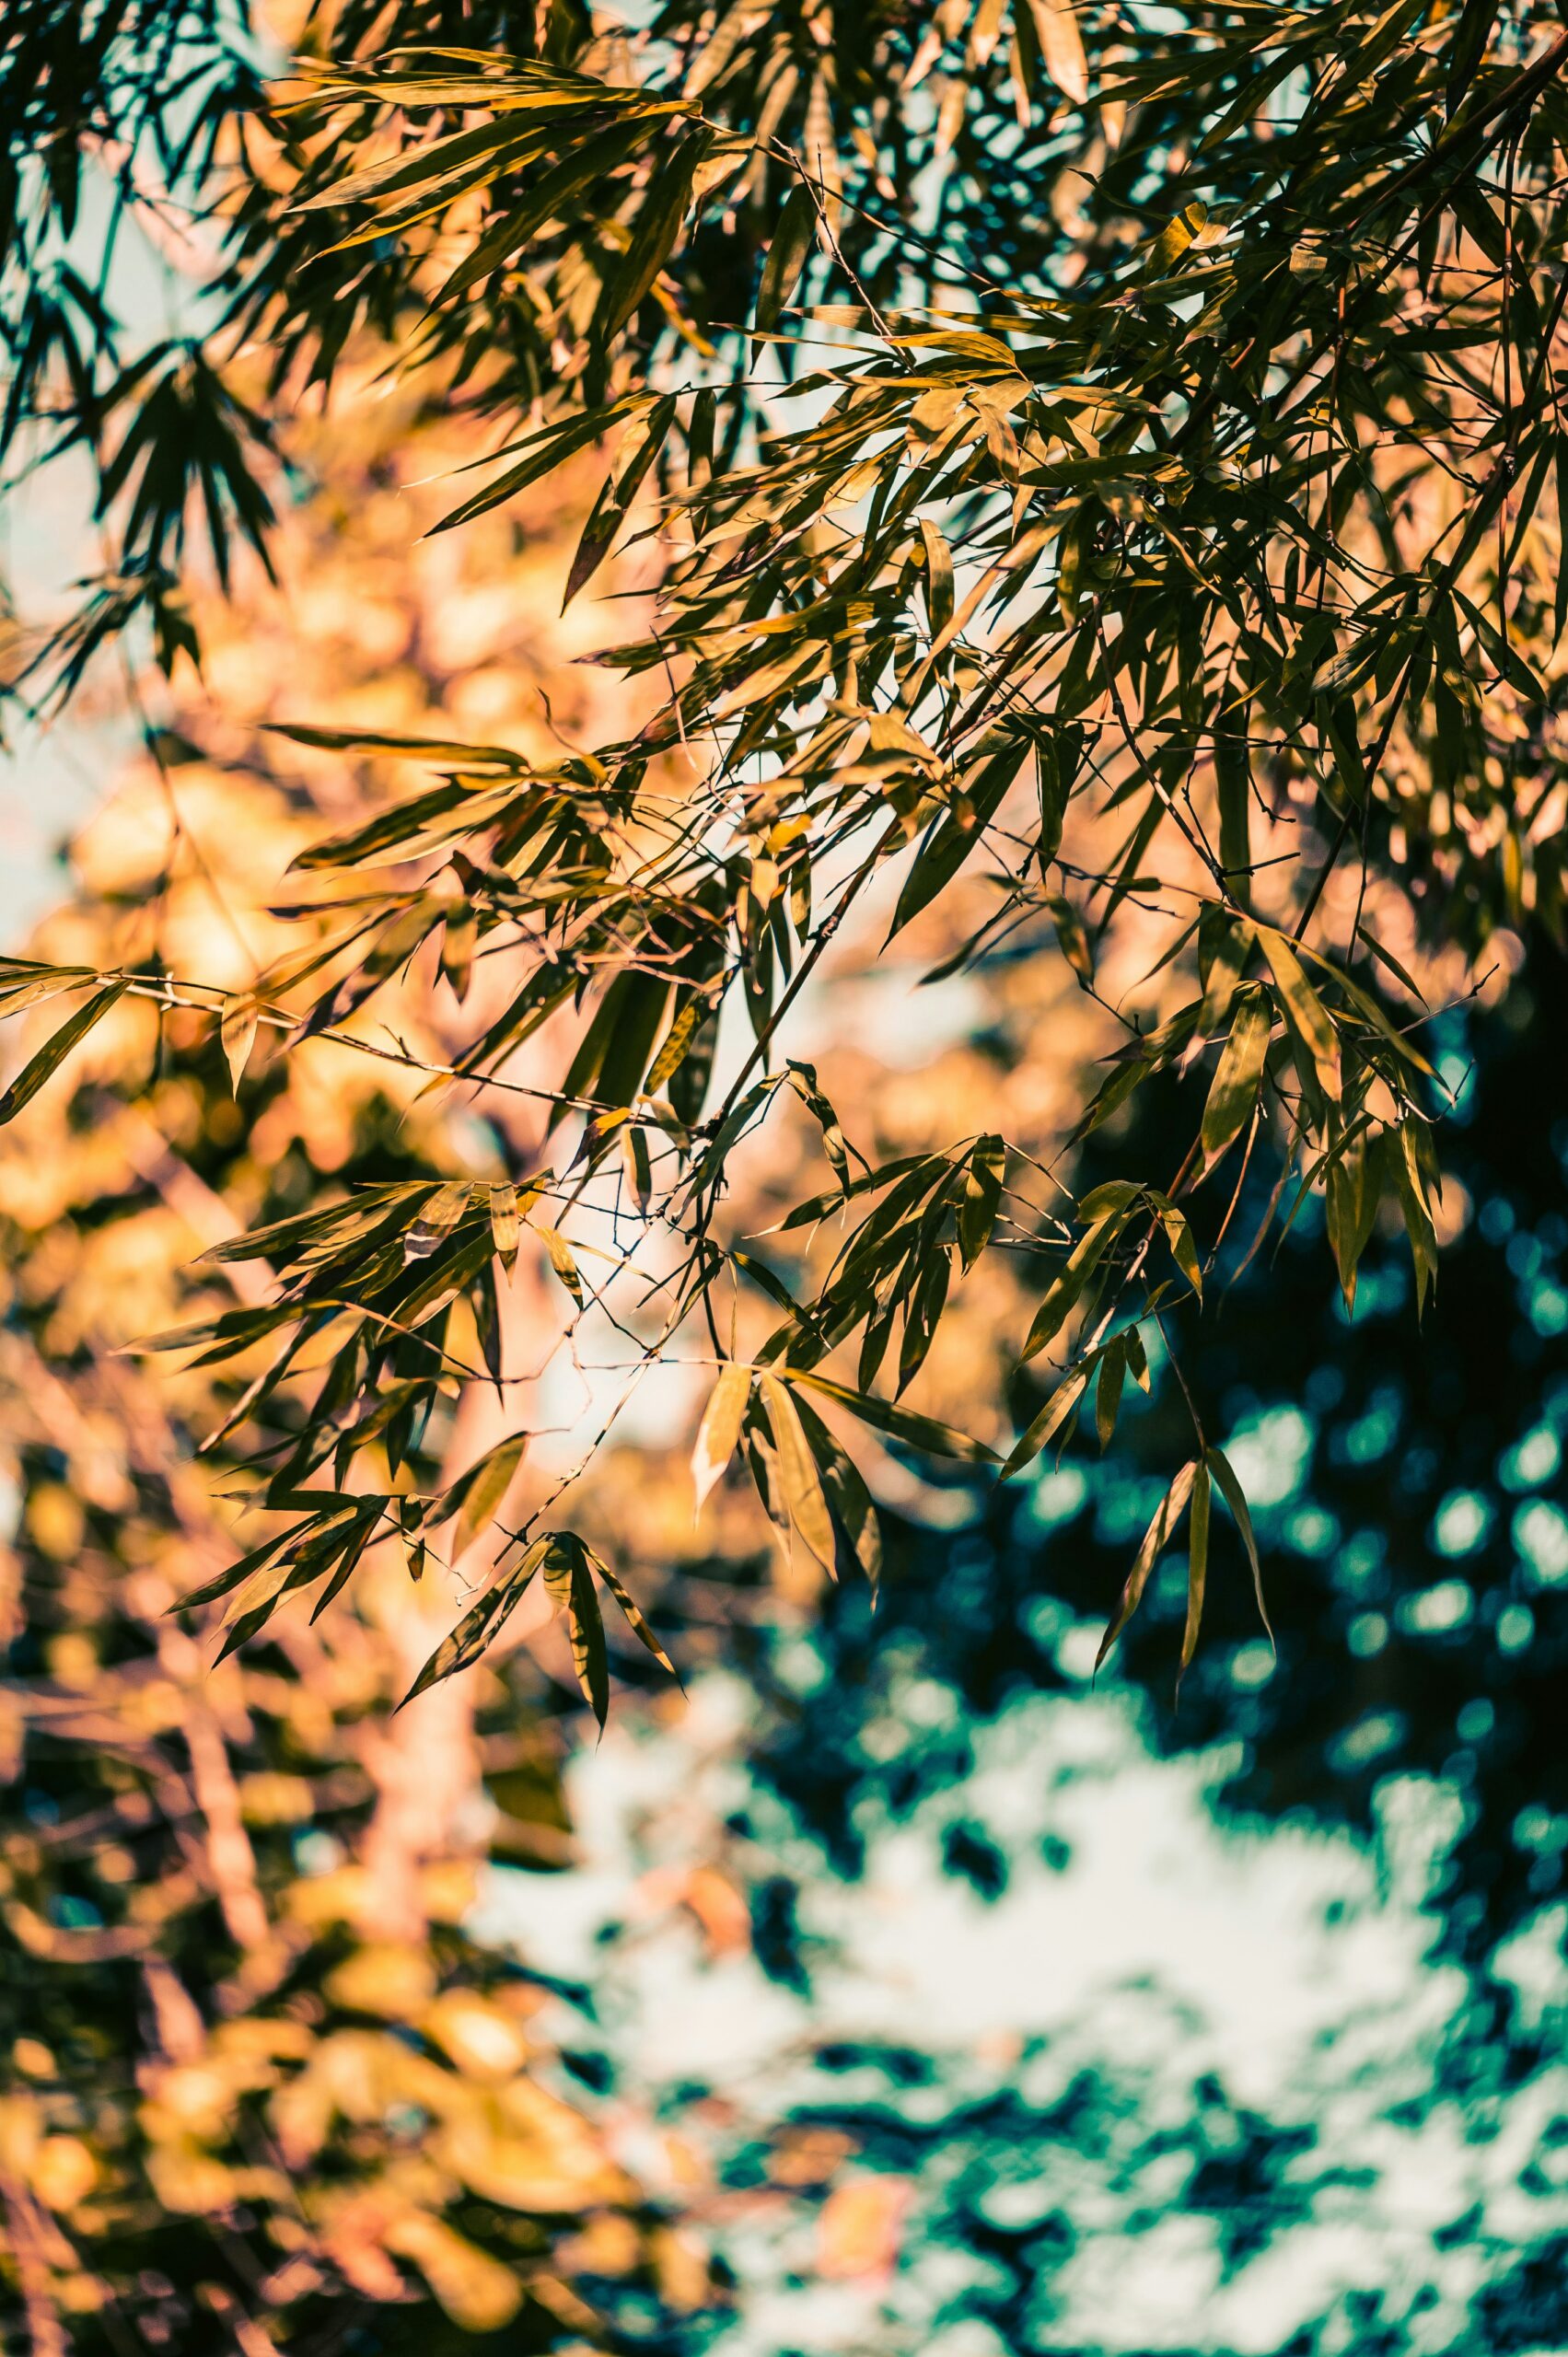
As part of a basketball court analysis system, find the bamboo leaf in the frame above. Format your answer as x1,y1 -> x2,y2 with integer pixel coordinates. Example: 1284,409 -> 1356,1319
597,1557 -> 676,1673
792,1392 -> 883,1588
220,994 -> 260,1093
538,1225 -> 585,1306
563,393 -> 677,608
759,1373 -> 837,1572
1096,1457 -> 1198,1671
562,1548 -> 610,1728
692,1361 -> 752,1512
1207,1444 -> 1273,1649
1026,0 -> 1088,101
1179,1457 -> 1212,1692
1021,1208 -> 1121,1362
958,1133 -> 1005,1270
753,180 -> 816,353
1047,892 -> 1094,985
1257,924 -> 1342,1102
1446,0 -> 1499,115
1096,1334 -> 1126,1448
784,1369 -> 998,1462
489,1181 -> 521,1267
1214,730 -> 1252,908
445,1431 -> 528,1562
645,994 -> 704,1097
596,129 -> 708,344
405,1543 -> 548,1702
1001,1364 -> 1090,1478
1201,988 -> 1272,1167
0,980 -> 127,1125
403,1178 -> 474,1262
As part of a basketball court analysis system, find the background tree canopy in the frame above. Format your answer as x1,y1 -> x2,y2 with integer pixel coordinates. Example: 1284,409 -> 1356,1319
3,0 -> 1566,1785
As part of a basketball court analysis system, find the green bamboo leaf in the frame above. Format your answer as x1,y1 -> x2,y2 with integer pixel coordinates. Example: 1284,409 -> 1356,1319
1388,1115 -> 1440,1317
563,393 -> 677,608
265,723 -> 528,769
1001,1363 -> 1090,1479
958,1133 -> 1005,1270
596,129 -> 708,343
173,1524 -> 298,1613
623,1122 -> 653,1212
435,401 -> 650,533
404,1542 -> 548,1702
289,777 -> 495,871
1153,201 -> 1207,272
548,1541 -> 610,1729
772,1154 -> 930,1235
753,180 -> 816,354
1354,925 -> 1426,1005
308,1508 -> 381,1624
919,517 -> 955,639
1201,988 -> 1272,1167
1325,1124 -> 1372,1311
597,1556 -> 676,1673
1207,1444 -> 1273,1648
1021,1208 -> 1121,1362
644,994 -> 703,1097
897,1241 -> 951,1392
1179,1457 -> 1212,1693
0,958 -> 98,1015
784,1369 -> 997,1463
1256,924 -> 1341,1102
403,1178 -> 475,1262
1047,892 -> 1094,985
444,1431 -> 528,1562
0,979 -> 127,1125
1096,1334 -> 1127,1448
889,735 -> 1030,939
1214,730 -> 1252,908
784,1059 -> 852,1188
1096,1457 -> 1198,1671
1151,1199 -> 1202,1301
1295,937 -> 1434,1077
1446,0 -> 1500,116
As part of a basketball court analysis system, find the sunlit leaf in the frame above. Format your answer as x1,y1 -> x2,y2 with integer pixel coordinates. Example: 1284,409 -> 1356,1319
759,1373 -> 836,1573
692,1361 -> 752,1513
445,1432 -> 528,1562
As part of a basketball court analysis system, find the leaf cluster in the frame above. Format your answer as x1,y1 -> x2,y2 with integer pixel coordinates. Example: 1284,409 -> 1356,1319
5,0 -> 1567,1686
